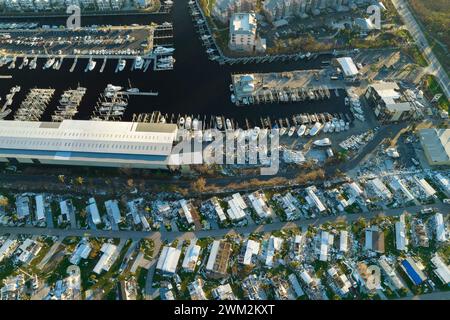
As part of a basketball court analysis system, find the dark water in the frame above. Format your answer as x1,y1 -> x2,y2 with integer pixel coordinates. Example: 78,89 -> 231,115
0,0 -> 348,127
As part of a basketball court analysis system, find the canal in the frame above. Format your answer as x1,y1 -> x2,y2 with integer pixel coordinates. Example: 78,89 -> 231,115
0,0 -> 348,127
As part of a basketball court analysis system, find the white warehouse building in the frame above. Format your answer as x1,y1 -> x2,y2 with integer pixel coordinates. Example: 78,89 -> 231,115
0,120 -> 177,169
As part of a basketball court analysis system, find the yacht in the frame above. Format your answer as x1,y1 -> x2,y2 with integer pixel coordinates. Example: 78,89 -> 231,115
87,59 -> 96,71
309,122 -> 323,136
226,119 -> 232,131
216,117 -> 223,130
323,122 -> 331,133
313,138 -> 332,147
185,116 -> 192,130
118,59 -> 126,71
127,88 -> 140,93
43,57 -> 55,69
297,125 -> 306,137
178,117 -> 185,128
192,118 -> 199,131
134,56 -> 144,69
158,56 -> 175,64
52,59 -> 60,70
288,126 -> 296,137
153,46 -> 175,55
157,62 -> 173,69
29,57 -> 37,69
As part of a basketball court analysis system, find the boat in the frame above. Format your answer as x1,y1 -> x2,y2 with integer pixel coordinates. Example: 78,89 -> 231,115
345,97 -> 349,106
309,122 -> 323,136
203,129 -> 213,142
134,56 -> 144,69
279,127 -> 287,136
288,126 -> 296,137
29,57 -> 37,69
88,60 -> 97,71
329,122 -> 335,133
22,57 -> 29,67
216,117 -> 223,130
179,117 -> 185,128
158,56 -> 175,64
201,35 -> 211,41
297,125 -> 306,137
185,116 -> 192,130
339,119 -> 346,130
157,62 -> 173,69
52,59 -> 60,70
43,57 -> 55,69
118,59 -> 126,71
226,119 -> 232,130
323,122 -> 331,133
192,118 -> 199,131
127,88 -> 140,93
313,138 -> 332,147
153,46 -> 175,55
206,48 -> 215,54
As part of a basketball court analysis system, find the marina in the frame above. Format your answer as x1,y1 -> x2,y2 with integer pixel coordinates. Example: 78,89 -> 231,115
0,0 -> 349,128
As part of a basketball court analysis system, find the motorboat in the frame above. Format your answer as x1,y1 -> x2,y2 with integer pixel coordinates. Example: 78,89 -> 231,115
297,125 -> 306,137
185,116 -> 192,130
288,126 -> 296,137
226,118 -> 232,131
158,56 -> 175,64
127,88 -> 140,93
192,118 -> 199,131
323,122 -> 331,133
29,57 -> 37,69
216,116 -> 223,130
179,117 -> 185,128
22,57 -> 29,67
134,56 -> 144,69
313,138 -> 332,147
118,59 -> 126,71
43,57 -> 55,69
153,46 -> 175,55
157,62 -> 173,69
206,48 -> 215,54
309,122 -> 323,136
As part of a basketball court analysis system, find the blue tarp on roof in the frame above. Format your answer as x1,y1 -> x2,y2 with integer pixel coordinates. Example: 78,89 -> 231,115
401,259 -> 424,285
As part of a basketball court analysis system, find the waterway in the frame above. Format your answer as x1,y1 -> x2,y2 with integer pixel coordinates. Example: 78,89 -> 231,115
0,0 -> 348,127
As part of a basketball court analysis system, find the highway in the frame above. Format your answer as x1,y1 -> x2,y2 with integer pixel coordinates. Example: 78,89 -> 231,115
0,203 -> 447,241
392,0 -> 450,99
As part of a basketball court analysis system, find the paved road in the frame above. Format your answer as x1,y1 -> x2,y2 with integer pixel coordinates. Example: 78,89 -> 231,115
0,203 -> 447,241
397,290 -> 450,300
392,0 -> 450,99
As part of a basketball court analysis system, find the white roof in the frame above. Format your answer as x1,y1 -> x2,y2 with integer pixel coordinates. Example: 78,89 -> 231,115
180,199 -> 194,224
414,177 -> 437,197
319,231 -> 331,262
306,186 -> 326,212
227,197 -> 246,221
288,274 -> 304,297
435,213 -> 447,242
265,236 -> 282,267
368,178 -> 393,199
93,243 -> 117,274
35,195 -> 45,221
212,198 -> 227,222
339,230 -> 348,253
336,57 -> 359,77
206,240 -> 221,271
230,13 -> 257,35
87,198 -> 101,225
248,192 -> 273,219
0,239 -> 17,262
105,200 -> 121,224
395,221 -> 407,251
242,239 -> 260,265
431,254 -> 450,284
156,246 -> 181,274
435,173 -> 450,193
181,244 -> 201,271
390,176 -> 415,202
0,120 -> 177,156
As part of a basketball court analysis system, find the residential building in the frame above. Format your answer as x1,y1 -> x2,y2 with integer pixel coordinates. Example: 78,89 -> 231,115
367,178 -> 392,200
434,213 -> 447,242
365,226 -> 385,254
17,238 -> 42,264
188,278 -> 207,300
239,239 -> 260,266
156,246 -> 181,275
93,243 -> 118,274
264,236 -> 283,267
104,200 -> 122,225
378,255 -> 405,290
333,57 -> 359,81
414,177 -> 437,199
288,273 -> 304,298
227,193 -> 247,221
0,239 -> 18,263
206,240 -> 232,278
87,198 -> 101,225
248,190 -> 274,219
181,243 -> 201,272
327,266 -> 352,297
430,254 -> 450,286
212,283 -> 236,300
305,186 -> 326,212
15,196 -> 30,220
212,0 -> 257,24
69,239 -> 92,265
229,13 -> 259,52
395,215 -> 408,251
400,257 -> 427,286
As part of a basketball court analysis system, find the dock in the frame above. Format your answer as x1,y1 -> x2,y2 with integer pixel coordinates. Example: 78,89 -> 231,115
100,57 -> 107,73
69,57 -> 77,72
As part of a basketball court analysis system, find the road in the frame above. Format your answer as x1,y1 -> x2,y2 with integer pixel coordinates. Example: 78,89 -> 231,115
0,203 -> 447,241
392,0 -> 450,99
397,290 -> 450,300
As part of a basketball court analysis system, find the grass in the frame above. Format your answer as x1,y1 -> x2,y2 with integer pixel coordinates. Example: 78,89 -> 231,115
423,75 -> 450,112
403,45 -> 428,67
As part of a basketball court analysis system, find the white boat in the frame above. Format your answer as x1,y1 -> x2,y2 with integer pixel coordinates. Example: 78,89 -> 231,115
206,48 -> 215,54
29,58 -> 37,69
323,122 -> 331,133
226,119 -> 232,130
127,88 -> 140,93
201,35 -> 211,40
339,119 -> 346,130
309,122 -> 323,136
154,46 -> 175,55
43,57 -> 55,69
279,127 -> 287,136
192,118 -> 199,131
105,84 -> 122,92
52,59 -> 60,70
22,57 -> 29,66
118,59 -> 126,71
203,129 -> 213,142
345,97 -> 349,106
185,117 -> 192,130
157,62 -> 173,69
87,59 -> 96,71
134,56 -> 144,69
288,126 -> 296,137
158,56 -> 175,64
297,125 -> 306,136
329,122 -> 335,133
216,117 -> 223,130
179,117 -> 185,128
313,138 -> 332,147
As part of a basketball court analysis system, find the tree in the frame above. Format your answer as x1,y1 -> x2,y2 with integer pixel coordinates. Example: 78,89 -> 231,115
0,196 -> 8,207
75,176 -> 84,185
191,177 -> 207,193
